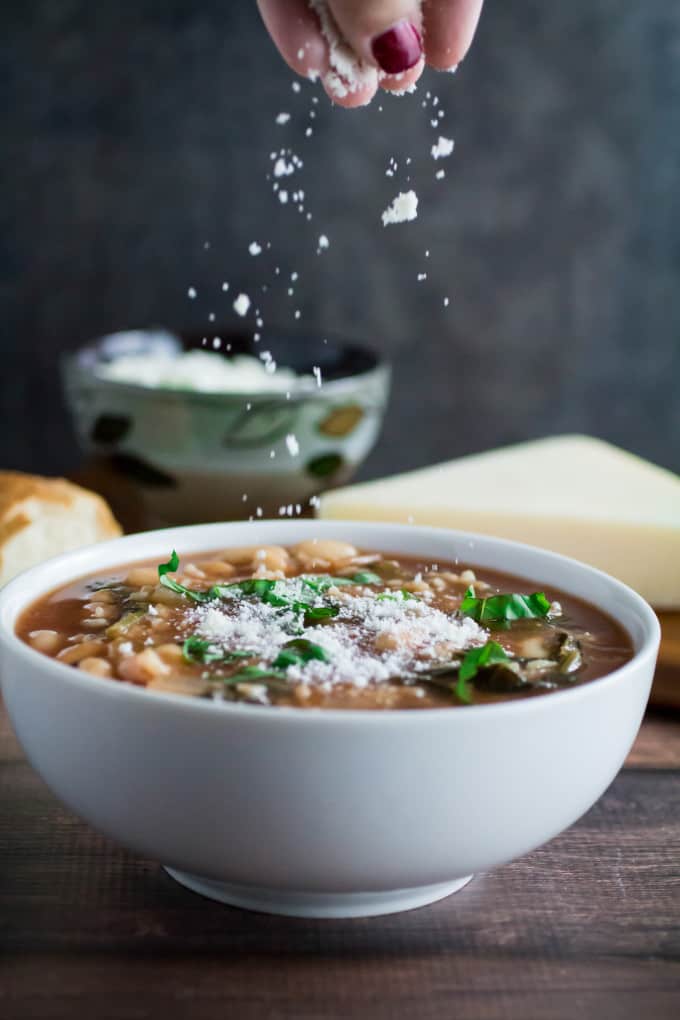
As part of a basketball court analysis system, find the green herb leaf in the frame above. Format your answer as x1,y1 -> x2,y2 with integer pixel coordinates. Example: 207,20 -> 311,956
454,674 -> 473,704
158,550 -> 180,578
460,591 -> 551,623
221,665 -> 287,686
458,640 -> 510,682
214,577 -> 340,625
351,570 -> 382,585
300,575 -> 352,594
239,579 -> 277,598
300,571 -> 381,593
157,551 -> 214,604
182,636 -> 254,665
155,557 -> 344,623
299,604 -> 338,622
273,638 -> 329,669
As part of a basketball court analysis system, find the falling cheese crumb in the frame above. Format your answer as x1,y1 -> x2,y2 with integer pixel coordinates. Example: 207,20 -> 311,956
273,157 -> 295,178
431,136 -> 455,160
187,287 -> 197,299
248,242 -> 262,256
318,234 -> 329,250
286,434 -> 300,457
276,112 -> 291,125
381,191 -> 419,227
233,293 -> 251,317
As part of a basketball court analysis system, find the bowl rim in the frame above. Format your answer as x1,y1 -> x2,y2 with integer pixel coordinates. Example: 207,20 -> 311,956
0,520 -> 660,727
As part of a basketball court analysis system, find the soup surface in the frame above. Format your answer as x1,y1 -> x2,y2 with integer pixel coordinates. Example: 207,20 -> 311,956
17,539 -> 633,710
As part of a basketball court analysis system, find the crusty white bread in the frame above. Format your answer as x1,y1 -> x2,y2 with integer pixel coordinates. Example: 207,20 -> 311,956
0,472 -> 122,586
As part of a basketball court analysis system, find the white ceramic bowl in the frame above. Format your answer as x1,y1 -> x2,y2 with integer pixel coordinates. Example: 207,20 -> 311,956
0,521 -> 659,918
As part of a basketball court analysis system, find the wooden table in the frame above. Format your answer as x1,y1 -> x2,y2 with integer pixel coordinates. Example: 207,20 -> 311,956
1,699 -> 679,1020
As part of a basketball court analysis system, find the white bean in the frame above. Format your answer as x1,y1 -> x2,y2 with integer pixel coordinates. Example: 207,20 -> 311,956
118,649 -> 170,685
28,630 -> 64,655
125,567 -> 160,587
222,545 -> 290,572
78,657 -> 113,678
294,539 -> 358,571
58,641 -> 107,664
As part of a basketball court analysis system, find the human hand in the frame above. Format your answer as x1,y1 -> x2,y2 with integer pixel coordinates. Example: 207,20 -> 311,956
257,0 -> 485,107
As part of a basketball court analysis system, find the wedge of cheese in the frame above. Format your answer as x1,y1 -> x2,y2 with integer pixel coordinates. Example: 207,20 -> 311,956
319,435 -> 680,608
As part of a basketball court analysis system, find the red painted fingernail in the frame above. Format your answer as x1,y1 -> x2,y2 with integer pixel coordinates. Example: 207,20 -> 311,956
371,20 -> 423,75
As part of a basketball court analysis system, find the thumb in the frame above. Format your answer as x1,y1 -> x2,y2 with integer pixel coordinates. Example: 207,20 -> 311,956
320,0 -> 424,74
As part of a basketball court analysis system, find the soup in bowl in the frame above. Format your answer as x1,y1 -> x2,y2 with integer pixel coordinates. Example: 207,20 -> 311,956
0,521 -> 659,917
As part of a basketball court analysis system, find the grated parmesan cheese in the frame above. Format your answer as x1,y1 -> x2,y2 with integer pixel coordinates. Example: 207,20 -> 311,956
273,157 -> 295,178
431,136 -> 455,160
189,583 -> 487,691
233,293 -> 251,317
96,350 -> 301,393
381,191 -> 419,227
308,0 -> 378,99
286,433 -> 300,457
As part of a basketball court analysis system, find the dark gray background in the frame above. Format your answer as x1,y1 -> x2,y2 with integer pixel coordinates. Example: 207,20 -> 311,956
2,0 -> 679,481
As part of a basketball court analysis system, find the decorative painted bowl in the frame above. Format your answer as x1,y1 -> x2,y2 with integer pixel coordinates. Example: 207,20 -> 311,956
62,330 -> 390,528
0,521 -> 659,919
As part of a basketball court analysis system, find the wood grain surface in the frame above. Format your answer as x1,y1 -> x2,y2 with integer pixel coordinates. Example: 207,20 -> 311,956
1,697 -> 679,1020
656,613 -> 680,709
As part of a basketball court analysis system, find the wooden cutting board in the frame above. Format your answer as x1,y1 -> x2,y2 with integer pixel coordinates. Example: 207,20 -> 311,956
653,612 -> 680,709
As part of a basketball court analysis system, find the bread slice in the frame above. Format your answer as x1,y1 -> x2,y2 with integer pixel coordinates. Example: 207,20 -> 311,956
0,472 -> 122,586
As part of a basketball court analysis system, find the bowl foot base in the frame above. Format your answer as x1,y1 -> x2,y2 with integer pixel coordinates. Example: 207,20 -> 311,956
164,868 -> 473,918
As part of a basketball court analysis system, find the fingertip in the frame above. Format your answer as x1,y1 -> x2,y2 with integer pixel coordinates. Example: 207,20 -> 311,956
425,49 -> 465,72
291,35 -> 328,79
423,30 -> 472,72
379,58 -> 424,95
321,76 -> 378,108
257,0 -> 329,79
422,0 -> 484,71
